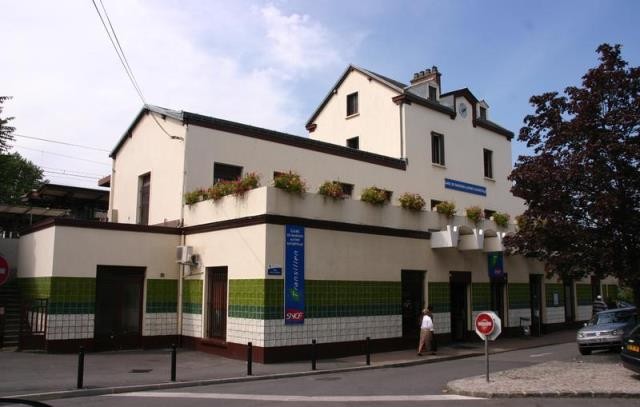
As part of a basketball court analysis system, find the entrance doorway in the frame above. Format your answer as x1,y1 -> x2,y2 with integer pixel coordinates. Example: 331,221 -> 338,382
206,267 -> 228,342
591,276 -> 601,301
564,280 -> 575,322
401,270 -> 425,340
450,272 -> 470,342
490,279 -> 506,323
529,274 -> 543,336
94,266 -> 145,350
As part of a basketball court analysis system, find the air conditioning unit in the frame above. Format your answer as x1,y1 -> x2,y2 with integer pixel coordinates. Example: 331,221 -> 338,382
176,245 -> 193,264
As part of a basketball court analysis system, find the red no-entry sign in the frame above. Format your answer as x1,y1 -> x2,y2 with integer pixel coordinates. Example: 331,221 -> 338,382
0,256 -> 9,287
475,312 -> 495,336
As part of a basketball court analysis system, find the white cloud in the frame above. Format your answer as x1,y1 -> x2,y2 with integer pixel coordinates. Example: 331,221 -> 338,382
0,0 -> 348,187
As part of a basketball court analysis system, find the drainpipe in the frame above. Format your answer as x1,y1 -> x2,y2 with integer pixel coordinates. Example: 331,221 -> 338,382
176,123 -> 189,346
399,103 -> 404,159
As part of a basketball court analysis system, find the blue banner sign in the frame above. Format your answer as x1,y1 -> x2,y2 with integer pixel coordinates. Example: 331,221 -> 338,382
444,178 -> 486,196
488,252 -> 505,280
285,225 -> 305,324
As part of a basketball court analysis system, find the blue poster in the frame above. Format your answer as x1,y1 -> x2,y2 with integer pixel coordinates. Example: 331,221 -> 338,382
285,225 -> 305,324
488,252 -> 504,279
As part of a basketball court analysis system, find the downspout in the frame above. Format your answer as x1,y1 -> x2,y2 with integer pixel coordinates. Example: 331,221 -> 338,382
177,123 -> 189,346
399,102 -> 405,159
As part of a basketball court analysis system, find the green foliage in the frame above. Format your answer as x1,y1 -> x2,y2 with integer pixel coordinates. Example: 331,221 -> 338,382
0,152 -> 45,204
398,192 -> 425,211
273,171 -> 306,195
184,188 -> 208,205
360,186 -> 389,206
435,201 -> 456,217
0,96 -> 15,153
208,180 -> 236,200
318,181 -> 345,199
492,212 -> 510,228
466,206 -> 483,224
506,43 -> 640,308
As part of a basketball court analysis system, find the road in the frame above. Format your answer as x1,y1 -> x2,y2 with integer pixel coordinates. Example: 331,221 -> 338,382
33,343 -> 639,407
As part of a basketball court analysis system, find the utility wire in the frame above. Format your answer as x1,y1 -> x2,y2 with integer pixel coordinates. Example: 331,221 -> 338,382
13,145 -> 112,166
90,0 -> 184,141
41,166 -> 105,177
14,134 -> 110,152
44,170 -> 100,180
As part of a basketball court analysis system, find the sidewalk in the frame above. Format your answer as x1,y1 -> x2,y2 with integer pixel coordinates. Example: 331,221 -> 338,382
0,330 -> 576,400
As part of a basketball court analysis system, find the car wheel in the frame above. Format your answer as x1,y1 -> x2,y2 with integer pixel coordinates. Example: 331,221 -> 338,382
579,348 -> 591,355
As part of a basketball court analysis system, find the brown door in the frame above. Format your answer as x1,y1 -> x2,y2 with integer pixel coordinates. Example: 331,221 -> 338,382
206,267 -> 228,341
94,266 -> 145,350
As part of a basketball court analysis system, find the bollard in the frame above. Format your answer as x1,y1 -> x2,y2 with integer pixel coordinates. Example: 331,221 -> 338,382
171,344 -> 177,382
365,336 -> 371,366
247,342 -> 253,376
311,339 -> 317,371
77,346 -> 85,389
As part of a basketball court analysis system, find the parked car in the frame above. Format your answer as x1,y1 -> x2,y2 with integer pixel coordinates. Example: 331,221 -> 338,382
576,307 -> 638,355
621,322 -> 640,374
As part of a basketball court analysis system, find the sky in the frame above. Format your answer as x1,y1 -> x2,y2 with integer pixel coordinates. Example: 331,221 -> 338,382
1,0 -> 639,189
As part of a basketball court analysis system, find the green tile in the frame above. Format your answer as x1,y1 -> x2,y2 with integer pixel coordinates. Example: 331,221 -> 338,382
508,283 -> 530,309
545,284 -> 565,307
428,282 -> 450,313
576,284 -> 592,306
472,283 -> 490,311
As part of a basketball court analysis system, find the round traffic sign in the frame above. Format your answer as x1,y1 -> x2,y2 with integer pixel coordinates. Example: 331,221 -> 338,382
475,312 -> 495,336
0,256 -> 9,287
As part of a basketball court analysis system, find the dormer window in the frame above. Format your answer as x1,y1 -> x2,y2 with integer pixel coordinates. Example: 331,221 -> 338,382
346,92 -> 358,116
428,86 -> 437,101
480,106 -> 487,120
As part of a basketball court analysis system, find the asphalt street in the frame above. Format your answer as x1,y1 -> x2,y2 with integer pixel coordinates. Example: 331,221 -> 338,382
34,342 -> 636,407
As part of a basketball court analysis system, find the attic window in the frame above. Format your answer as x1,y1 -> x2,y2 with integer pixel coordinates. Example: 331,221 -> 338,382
480,106 -> 487,120
347,92 -> 359,116
428,86 -> 437,101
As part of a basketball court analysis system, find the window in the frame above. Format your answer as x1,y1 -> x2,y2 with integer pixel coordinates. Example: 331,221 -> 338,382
213,162 -> 242,184
428,86 -> 437,101
137,173 -> 150,225
430,199 -> 442,211
480,106 -> 487,120
346,136 -> 359,149
431,132 -> 445,165
484,209 -> 495,219
483,149 -> 493,179
346,92 -> 358,116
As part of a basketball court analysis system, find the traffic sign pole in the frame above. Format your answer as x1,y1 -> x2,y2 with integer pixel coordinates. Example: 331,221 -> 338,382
485,336 -> 489,382
474,311 -> 501,383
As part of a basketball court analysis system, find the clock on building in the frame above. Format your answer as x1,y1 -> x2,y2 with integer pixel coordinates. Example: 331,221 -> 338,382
458,103 -> 468,118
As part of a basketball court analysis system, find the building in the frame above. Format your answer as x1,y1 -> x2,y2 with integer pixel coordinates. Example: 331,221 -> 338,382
15,65 -> 618,360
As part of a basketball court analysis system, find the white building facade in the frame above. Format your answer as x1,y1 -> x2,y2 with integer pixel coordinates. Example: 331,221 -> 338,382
17,66 -> 617,360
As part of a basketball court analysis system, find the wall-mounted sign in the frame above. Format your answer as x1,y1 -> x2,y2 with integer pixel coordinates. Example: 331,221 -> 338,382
285,225 -> 305,324
0,256 -> 8,287
488,252 -> 504,280
267,265 -> 282,276
444,178 -> 486,196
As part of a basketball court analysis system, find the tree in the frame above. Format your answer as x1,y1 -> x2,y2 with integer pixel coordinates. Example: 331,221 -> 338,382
505,44 -> 640,309
0,152 -> 45,205
0,96 -> 15,153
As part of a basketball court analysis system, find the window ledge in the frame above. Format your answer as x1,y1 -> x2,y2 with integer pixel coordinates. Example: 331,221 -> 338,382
346,113 -> 360,120
432,163 -> 446,169
484,177 -> 495,182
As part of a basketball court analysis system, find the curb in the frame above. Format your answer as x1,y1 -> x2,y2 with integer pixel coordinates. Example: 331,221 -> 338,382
445,384 -> 640,399
4,339 -> 578,401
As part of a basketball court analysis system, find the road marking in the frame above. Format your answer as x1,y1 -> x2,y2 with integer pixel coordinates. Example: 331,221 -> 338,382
110,392 -> 483,402
529,352 -> 552,358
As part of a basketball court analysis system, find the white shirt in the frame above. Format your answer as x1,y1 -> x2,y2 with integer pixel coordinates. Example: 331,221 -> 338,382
421,314 -> 434,330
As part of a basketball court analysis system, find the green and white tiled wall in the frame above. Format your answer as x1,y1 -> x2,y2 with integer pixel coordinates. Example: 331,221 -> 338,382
544,284 -> 565,324
182,279 -> 203,337
507,283 -> 531,326
226,279 -> 402,347
576,284 -> 593,320
144,279 -> 178,336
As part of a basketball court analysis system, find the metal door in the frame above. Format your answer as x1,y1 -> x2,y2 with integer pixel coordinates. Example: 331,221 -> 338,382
206,267 -> 228,340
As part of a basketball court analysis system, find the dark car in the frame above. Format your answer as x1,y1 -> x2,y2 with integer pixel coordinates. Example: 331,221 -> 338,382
621,322 -> 640,374
576,307 -> 638,355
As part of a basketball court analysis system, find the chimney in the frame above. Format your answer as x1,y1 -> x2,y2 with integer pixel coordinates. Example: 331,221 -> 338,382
410,65 -> 441,88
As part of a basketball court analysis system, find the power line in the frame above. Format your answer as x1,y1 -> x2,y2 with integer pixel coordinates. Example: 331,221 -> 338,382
14,134 -> 110,152
90,0 -> 183,141
13,145 -> 112,166
41,166 -> 105,177
44,170 -> 99,180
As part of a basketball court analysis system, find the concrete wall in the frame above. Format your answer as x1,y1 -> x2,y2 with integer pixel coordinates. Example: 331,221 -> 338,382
18,227 -> 56,278
110,112 -> 186,225
309,69 -> 402,157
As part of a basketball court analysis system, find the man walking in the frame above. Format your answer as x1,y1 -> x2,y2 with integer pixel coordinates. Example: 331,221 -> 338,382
417,308 -> 433,356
